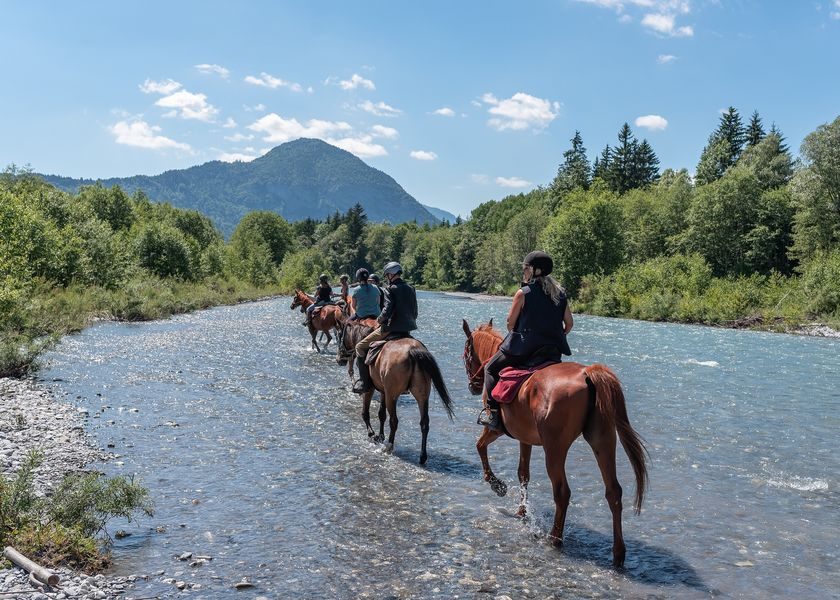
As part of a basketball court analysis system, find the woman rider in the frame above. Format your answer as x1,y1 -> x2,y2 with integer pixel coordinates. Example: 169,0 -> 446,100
479,251 -> 573,431
339,274 -> 351,306
305,273 -> 336,326
348,268 -> 381,320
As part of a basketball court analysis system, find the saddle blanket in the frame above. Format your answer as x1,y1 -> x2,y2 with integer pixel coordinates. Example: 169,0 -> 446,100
492,361 -> 558,404
365,333 -> 414,365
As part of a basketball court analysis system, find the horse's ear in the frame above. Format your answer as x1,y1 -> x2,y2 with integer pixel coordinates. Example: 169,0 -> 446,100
488,317 -> 493,328
462,319 -> 471,337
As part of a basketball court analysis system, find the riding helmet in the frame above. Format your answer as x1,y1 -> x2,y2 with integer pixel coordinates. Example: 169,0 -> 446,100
523,251 -> 553,276
319,273 -> 329,282
355,268 -> 370,281
340,274 -> 349,282
383,261 -> 403,276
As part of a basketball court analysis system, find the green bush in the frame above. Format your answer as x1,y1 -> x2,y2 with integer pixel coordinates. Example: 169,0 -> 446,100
135,223 -> 194,280
800,250 -> 840,317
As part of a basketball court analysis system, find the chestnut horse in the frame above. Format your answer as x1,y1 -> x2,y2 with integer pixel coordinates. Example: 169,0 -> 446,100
290,289 -> 345,352
461,319 -> 648,568
339,323 -> 454,464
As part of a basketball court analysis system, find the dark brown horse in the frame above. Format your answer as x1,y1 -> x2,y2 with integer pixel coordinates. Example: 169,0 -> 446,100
462,319 -> 648,568
341,325 -> 454,464
290,289 -> 345,352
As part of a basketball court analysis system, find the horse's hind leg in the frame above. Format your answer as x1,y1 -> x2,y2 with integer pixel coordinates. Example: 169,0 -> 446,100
384,392 -> 399,454
412,383 -> 431,465
476,427 -> 506,496
376,393 -> 386,443
542,439 -> 571,547
517,442 -> 532,518
361,390 -> 376,439
584,417 -> 625,567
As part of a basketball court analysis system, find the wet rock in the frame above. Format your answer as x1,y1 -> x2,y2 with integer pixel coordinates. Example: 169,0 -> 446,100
234,579 -> 255,589
178,551 -> 193,560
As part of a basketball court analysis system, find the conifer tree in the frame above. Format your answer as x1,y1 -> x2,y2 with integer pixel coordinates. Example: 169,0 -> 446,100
746,110 -> 766,147
592,144 -> 612,181
632,139 -> 661,187
608,123 -> 637,194
550,130 -> 592,198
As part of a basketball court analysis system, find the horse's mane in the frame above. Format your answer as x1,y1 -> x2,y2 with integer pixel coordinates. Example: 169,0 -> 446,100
473,322 -> 503,358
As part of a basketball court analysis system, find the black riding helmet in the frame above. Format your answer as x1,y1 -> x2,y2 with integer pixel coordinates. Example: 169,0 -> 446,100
523,251 -> 553,276
355,268 -> 370,282
318,273 -> 329,283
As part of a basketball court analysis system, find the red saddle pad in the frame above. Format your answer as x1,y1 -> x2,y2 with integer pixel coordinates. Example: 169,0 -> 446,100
491,361 -> 557,404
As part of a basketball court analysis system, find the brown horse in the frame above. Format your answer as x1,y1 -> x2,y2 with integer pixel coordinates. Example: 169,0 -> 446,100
461,319 -> 648,568
290,289 -> 346,352
342,329 -> 454,464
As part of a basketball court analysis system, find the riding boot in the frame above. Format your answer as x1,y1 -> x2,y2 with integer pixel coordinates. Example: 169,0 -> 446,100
478,394 -> 503,431
352,356 -> 373,394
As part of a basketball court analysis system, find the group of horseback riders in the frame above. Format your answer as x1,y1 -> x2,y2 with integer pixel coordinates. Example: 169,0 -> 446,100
301,250 -> 573,432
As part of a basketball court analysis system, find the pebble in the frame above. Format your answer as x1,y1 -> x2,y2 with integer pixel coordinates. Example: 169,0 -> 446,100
0,377 -> 142,599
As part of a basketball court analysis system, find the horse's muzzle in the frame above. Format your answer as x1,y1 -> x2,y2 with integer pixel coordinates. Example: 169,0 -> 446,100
468,382 -> 483,396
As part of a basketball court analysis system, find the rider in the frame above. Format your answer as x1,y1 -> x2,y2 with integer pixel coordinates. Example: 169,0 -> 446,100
479,251 -> 573,431
305,273 -> 336,326
369,273 -> 386,310
339,274 -> 350,305
349,268 -> 381,321
352,261 -> 418,394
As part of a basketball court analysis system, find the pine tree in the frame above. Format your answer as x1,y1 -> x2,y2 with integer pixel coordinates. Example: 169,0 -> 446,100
550,130 -> 591,198
717,106 -> 746,166
608,123 -> 637,194
746,110 -> 765,147
632,139 -> 661,187
695,107 -> 747,185
592,145 -> 612,181
768,122 -> 789,154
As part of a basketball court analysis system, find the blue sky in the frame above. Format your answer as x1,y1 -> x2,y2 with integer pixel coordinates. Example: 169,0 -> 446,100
2,1 -> 839,218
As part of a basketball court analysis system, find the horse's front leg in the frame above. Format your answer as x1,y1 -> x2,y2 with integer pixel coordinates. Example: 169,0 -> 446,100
362,390 -> 376,439
476,427 -> 506,496
376,392 -> 386,444
517,442 -> 532,518
323,330 -> 332,351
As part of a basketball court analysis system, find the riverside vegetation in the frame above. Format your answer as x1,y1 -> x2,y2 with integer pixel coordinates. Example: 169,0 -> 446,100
3,110 -> 840,379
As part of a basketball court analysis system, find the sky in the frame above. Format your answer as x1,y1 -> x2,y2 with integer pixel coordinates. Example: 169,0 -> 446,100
1,1 -> 839,219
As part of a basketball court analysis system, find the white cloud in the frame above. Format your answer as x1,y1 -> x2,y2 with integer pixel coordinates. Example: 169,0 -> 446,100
371,125 -> 399,139
482,92 -> 560,131
222,117 -> 237,129
496,176 -> 531,188
471,173 -> 489,184
635,114 -> 669,130
410,150 -> 438,161
248,114 -> 353,142
155,90 -> 219,121
433,107 -> 455,117
247,113 -> 389,158
575,0 -> 694,35
218,151 -> 260,162
641,13 -> 693,36
109,119 -> 191,151
244,72 -> 303,92
832,0 -> 840,19
195,64 -> 230,78
358,100 -> 402,117
244,103 -> 266,112
657,54 -> 677,64
139,78 -> 182,95
330,136 -> 387,158
224,132 -> 254,142
339,73 -> 375,91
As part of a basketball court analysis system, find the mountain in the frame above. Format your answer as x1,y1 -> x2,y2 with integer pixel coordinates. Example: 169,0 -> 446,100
39,138 -> 438,235
421,204 -> 458,223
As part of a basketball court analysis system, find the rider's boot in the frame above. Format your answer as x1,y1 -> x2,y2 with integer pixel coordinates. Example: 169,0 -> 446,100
478,394 -> 503,431
352,356 -> 373,394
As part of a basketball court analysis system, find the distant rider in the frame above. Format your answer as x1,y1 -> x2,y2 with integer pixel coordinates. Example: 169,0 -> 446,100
369,274 -> 386,310
479,251 -> 573,431
352,262 -> 418,393
305,274 -> 336,326
349,268 -> 381,321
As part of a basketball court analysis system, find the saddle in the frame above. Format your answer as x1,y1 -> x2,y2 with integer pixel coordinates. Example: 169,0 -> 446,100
364,332 -> 413,365
492,360 -> 559,404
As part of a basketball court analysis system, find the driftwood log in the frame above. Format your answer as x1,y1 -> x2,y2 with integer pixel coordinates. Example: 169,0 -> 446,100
2,546 -> 60,587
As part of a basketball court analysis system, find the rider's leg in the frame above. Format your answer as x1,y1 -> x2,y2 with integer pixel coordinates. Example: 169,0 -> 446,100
480,350 -> 517,431
352,327 -> 385,394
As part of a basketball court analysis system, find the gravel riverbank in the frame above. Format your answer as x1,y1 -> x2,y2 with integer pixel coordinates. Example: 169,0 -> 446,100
0,377 -> 142,600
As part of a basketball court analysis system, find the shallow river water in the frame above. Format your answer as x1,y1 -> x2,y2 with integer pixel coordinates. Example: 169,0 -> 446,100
41,292 -> 839,599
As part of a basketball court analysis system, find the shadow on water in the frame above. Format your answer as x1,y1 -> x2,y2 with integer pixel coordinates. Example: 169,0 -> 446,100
420,451 -> 482,478
561,524 -> 708,591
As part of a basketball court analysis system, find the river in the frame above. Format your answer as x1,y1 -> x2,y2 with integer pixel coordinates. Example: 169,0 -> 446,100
41,291 -> 839,599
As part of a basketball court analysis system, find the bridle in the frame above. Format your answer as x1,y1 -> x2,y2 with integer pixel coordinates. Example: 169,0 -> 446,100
463,335 -> 489,395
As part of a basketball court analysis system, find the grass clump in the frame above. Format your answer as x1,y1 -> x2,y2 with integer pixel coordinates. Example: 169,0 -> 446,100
0,450 -> 153,571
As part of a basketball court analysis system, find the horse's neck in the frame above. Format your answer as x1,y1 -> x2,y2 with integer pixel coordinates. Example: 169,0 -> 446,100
475,331 -> 502,362
299,295 -> 314,307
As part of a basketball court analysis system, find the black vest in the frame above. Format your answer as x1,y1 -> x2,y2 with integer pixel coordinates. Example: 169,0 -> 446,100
501,282 -> 571,357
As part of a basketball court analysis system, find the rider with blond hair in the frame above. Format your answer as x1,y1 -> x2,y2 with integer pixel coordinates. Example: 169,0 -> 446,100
480,251 -> 573,431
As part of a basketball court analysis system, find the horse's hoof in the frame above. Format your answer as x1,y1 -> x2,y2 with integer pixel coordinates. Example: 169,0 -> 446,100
490,478 -> 508,497
419,454 -> 427,465
383,443 -> 394,454
550,536 -> 564,549
515,506 -> 527,519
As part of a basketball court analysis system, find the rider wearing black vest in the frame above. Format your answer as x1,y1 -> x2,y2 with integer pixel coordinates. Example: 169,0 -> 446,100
480,251 -> 573,431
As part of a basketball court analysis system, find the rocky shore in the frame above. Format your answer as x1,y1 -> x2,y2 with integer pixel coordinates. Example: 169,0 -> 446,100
0,377 -> 140,600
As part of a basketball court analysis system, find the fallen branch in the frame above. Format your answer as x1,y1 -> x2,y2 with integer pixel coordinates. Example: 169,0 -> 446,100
2,546 -> 60,587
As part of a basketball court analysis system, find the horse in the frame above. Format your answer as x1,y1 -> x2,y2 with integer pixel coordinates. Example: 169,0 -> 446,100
461,319 -> 648,568
290,289 -> 346,352
341,326 -> 455,465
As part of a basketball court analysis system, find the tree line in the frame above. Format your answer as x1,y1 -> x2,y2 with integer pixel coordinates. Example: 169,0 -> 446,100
2,109 -> 839,377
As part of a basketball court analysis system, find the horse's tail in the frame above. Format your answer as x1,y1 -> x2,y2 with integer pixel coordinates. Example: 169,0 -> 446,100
408,347 -> 455,420
585,363 -> 648,514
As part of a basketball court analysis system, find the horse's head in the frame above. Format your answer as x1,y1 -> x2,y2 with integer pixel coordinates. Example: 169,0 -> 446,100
290,289 -> 308,311
462,318 -> 501,395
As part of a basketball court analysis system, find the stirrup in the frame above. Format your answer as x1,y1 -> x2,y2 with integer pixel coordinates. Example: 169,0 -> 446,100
352,380 -> 372,394
477,407 -> 501,430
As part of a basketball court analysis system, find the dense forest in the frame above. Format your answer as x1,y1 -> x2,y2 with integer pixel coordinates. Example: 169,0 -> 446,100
2,109 -> 839,375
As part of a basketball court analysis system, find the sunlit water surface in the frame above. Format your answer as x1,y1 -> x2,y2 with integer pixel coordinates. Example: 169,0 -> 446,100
42,292 -> 839,599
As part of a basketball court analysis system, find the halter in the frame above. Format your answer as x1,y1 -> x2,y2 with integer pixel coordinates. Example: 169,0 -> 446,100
463,335 -> 490,390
